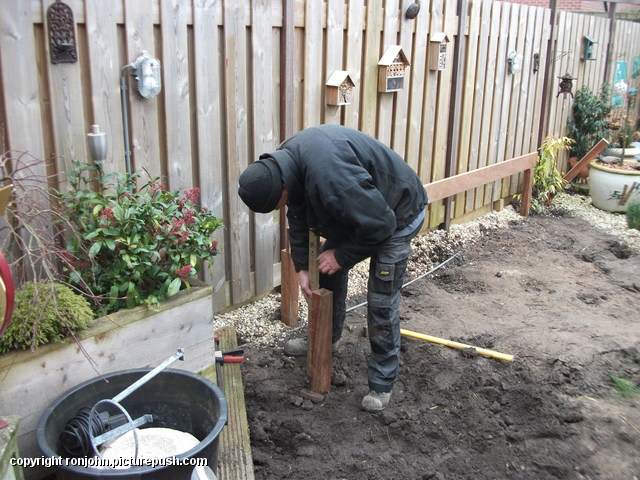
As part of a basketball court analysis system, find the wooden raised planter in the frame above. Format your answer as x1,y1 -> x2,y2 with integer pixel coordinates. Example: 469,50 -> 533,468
0,284 -> 214,480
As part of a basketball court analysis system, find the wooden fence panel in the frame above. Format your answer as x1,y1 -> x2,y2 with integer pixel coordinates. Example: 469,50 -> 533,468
0,0 -> 639,322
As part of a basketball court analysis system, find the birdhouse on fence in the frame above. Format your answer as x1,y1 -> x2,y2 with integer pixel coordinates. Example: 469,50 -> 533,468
326,71 -> 356,106
378,46 -> 410,93
429,33 -> 450,71
582,35 -> 597,61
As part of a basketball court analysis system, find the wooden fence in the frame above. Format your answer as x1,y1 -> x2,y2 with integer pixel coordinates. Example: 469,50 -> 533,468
0,0 -> 639,315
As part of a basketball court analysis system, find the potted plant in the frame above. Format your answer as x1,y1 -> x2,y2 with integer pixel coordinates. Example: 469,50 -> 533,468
588,89 -> 640,213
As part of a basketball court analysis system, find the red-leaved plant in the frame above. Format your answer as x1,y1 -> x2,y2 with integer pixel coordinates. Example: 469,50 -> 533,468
58,161 -> 224,313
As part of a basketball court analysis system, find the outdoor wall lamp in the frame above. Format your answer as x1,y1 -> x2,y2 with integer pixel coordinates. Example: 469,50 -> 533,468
87,124 -> 107,165
582,35 -> 597,61
120,51 -> 161,174
405,1 -> 420,19
130,51 -> 162,98
557,73 -> 577,98
507,51 -> 522,75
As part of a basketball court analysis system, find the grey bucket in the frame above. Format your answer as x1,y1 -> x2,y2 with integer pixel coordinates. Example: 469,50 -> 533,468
37,368 -> 227,480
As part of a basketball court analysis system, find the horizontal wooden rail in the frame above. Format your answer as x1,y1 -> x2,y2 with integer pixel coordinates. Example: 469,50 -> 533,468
425,152 -> 538,209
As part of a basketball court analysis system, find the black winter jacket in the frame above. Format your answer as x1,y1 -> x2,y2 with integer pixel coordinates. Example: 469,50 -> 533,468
262,125 -> 428,272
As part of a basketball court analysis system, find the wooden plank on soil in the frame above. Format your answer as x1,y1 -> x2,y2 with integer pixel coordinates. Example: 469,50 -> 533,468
208,326 -> 255,480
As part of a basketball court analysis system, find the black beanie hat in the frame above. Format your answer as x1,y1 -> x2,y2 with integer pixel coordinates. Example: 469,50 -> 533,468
238,158 -> 283,213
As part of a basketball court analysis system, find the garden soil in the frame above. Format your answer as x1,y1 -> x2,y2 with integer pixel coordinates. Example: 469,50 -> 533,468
241,212 -> 640,480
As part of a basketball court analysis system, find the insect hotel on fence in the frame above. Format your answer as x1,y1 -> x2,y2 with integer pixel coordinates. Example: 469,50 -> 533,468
429,33 -> 450,71
326,70 -> 356,106
378,46 -> 410,93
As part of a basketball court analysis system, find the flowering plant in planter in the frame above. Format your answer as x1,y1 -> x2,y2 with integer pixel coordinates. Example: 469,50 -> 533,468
58,161 -> 224,313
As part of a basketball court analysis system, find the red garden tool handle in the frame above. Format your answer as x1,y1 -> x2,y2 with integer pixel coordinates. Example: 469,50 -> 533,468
0,250 -> 15,337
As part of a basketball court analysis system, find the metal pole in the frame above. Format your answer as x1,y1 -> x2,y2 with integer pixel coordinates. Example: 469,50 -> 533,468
120,67 -> 133,175
603,2 -> 617,86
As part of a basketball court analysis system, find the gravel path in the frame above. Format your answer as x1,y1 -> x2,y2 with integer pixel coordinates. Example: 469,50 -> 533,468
212,193 -> 640,347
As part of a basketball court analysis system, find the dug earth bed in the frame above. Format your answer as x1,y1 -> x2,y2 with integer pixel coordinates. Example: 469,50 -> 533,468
240,210 -> 640,480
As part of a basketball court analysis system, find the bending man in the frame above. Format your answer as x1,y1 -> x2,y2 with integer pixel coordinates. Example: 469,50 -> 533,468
238,125 -> 428,411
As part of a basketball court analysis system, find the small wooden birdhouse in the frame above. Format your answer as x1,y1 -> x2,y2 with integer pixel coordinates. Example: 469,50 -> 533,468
582,35 -> 597,61
429,32 -> 450,71
326,70 -> 356,106
378,46 -> 410,93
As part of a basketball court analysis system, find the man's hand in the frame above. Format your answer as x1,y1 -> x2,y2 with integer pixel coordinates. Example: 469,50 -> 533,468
317,249 -> 342,275
298,270 -> 312,299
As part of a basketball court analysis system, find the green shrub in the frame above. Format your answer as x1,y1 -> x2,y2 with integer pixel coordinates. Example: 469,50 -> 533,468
57,161 -> 224,313
0,281 -> 95,352
566,83 -> 611,160
515,135 -> 574,214
627,202 -> 640,230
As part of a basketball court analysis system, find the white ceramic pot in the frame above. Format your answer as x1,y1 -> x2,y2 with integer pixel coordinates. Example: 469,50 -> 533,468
588,161 -> 640,213
603,147 -> 640,160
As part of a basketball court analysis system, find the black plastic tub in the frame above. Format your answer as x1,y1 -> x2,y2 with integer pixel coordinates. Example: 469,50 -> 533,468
37,368 -> 227,480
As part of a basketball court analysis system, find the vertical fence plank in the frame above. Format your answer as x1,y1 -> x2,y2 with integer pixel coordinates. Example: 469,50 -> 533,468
485,1 -> 512,205
124,0 -> 162,181
303,0 -> 323,128
404,0 -> 430,174
465,0 -> 491,213
324,0 -> 345,125
455,0 -> 481,218
193,0 -> 228,310
361,0 -> 382,136
420,0 -> 444,225
85,0 -> 125,175
520,7 -> 543,154
160,0 -> 193,190
251,0 -> 279,295
502,3 -> 527,197
224,0 -> 252,304
343,0 -> 365,130
476,2 -> 502,208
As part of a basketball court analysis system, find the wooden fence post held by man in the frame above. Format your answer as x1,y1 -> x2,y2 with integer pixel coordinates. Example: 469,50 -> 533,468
306,231 -> 332,394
